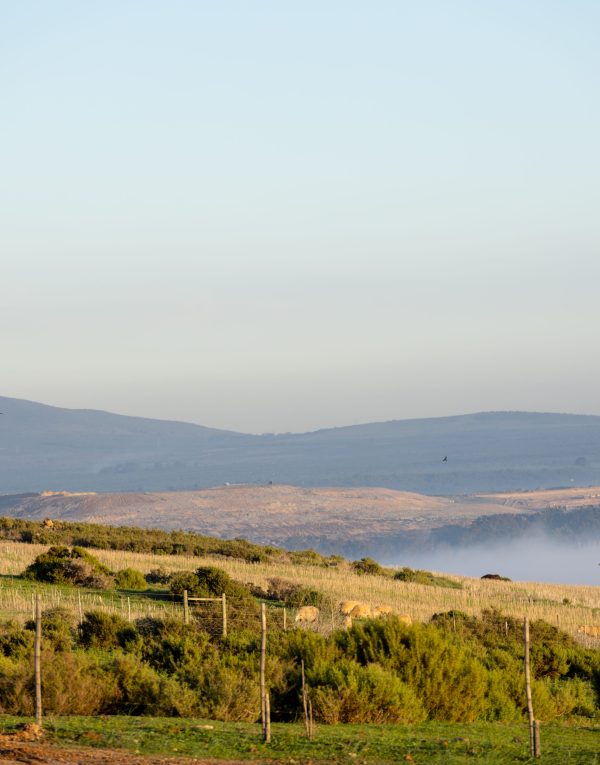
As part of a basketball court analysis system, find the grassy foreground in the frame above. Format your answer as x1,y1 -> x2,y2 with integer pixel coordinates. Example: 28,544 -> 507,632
1,716 -> 598,764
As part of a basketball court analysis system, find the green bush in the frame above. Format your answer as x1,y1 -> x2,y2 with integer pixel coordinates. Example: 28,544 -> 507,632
0,620 -> 34,661
337,618 -> 488,721
351,557 -> 386,576
309,659 -> 426,724
145,567 -> 171,585
25,606 -> 77,651
114,568 -> 147,590
196,658 -> 261,721
168,571 -> 198,595
285,586 -> 327,609
135,617 -> 215,685
170,566 -> 255,606
394,567 -> 462,589
22,545 -> 113,589
107,653 -> 199,716
78,611 -> 133,650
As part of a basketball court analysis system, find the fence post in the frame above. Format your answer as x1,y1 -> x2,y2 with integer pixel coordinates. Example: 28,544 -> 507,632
222,593 -> 227,638
183,590 -> 189,625
301,659 -> 313,739
283,607 -> 287,632
524,617 -> 540,757
34,594 -> 42,728
260,603 -> 270,742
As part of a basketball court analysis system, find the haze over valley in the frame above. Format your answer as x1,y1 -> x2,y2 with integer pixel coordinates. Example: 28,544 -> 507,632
1,396 -> 599,585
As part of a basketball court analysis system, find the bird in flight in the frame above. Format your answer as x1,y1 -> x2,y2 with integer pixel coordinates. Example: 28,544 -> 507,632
442,456 -> 448,462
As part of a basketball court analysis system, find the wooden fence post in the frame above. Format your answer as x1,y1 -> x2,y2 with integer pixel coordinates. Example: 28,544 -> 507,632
222,593 -> 227,638
260,603 -> 270,742
34,594 -> 42,728
183,590 -> 189,625
301,659 -> 314,739
524,617 -> 540,757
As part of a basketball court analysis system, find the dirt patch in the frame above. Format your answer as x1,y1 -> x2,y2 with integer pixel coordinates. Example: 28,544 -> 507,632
0,724 -> 248,765
0,739 -> 247,765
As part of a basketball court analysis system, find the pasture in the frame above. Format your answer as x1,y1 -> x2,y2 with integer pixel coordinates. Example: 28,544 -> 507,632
0,540 -> 598,640
0,715 -> 598,764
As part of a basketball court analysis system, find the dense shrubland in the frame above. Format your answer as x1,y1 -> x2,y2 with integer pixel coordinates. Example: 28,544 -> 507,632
0,534 -> 598,726
0,517 -> 330,566
0,605 -> 597,723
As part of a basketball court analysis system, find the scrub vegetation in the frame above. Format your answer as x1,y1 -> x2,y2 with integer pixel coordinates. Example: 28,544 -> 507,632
0,523 -> 598,731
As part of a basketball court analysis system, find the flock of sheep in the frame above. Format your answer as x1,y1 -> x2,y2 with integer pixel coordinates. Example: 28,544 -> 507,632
294,600 -> 412,629
293,604 -> 600,640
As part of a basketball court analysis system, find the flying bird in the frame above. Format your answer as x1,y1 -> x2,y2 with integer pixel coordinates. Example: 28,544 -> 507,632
442,456 -> 448,462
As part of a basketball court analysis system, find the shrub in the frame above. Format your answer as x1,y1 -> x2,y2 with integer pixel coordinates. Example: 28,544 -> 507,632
168,571 -> 199,595
170,566 -> 255,605
351,557 -> 386,576
309,659 -> 426,724
285,586 -> 327,609
114,568 -> 147,590
145,567 -> 171,585
38,649 -> 117,715
78,611 -> 133,650
0,655 -> 33,714
22,546 -> 113,589
135,617 -> 215,684
394,567 -> 462,589
337,618 -> 488,721
107,653 -> 199,716
0,620 -> 34,661
196,659 -> 261,721
25,607 -> 77,651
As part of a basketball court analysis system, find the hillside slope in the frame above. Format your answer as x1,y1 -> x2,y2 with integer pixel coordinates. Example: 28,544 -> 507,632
0,484 -> 517,546
1,396 -> 600,493
1,485 -> 599,574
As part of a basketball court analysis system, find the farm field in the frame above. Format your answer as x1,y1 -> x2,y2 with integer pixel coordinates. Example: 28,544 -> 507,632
0,715 -> 599,764
0,527 -> 599,763
0,540 -> 598,639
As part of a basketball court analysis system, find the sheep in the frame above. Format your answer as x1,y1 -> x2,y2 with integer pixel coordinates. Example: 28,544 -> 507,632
372,605 -> 394,617
339,600 -> 361,615
349,603 -> 373,619
578,625 -> 600,637
294,605 -> 320,624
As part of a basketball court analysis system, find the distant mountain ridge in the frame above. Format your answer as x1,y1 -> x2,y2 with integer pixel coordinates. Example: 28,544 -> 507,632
1,396 -> 600,494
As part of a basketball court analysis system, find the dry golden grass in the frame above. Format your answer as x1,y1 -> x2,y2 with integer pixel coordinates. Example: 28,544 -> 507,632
0,541 -> 598,642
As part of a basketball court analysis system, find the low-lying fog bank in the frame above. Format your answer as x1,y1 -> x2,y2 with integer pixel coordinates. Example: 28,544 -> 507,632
387,540 -> 600,585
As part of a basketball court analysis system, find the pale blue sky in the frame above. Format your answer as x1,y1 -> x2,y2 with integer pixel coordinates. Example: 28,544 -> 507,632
2,1 -> 599,433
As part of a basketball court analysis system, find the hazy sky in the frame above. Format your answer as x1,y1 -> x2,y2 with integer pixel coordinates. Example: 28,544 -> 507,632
2,1 -> 600,433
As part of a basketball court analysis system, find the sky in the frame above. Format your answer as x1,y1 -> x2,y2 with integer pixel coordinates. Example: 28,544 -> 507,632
2,1 -> 600,434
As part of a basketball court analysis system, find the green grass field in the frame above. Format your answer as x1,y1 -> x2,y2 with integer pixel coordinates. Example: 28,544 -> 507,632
1,715 -> 598,764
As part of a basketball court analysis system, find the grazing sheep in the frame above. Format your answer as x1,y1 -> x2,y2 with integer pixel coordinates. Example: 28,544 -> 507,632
339,600 -> 361,615
372,605 -> 394,617
578,625 -> 600,637
294,605 -> 320,624
349,603 -> 373,619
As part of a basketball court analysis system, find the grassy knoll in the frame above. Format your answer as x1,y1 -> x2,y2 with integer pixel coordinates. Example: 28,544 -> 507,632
1,715 -> 598,764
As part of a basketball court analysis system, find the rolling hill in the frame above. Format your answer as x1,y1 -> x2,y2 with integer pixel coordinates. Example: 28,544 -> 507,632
1,396 -> 600,494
